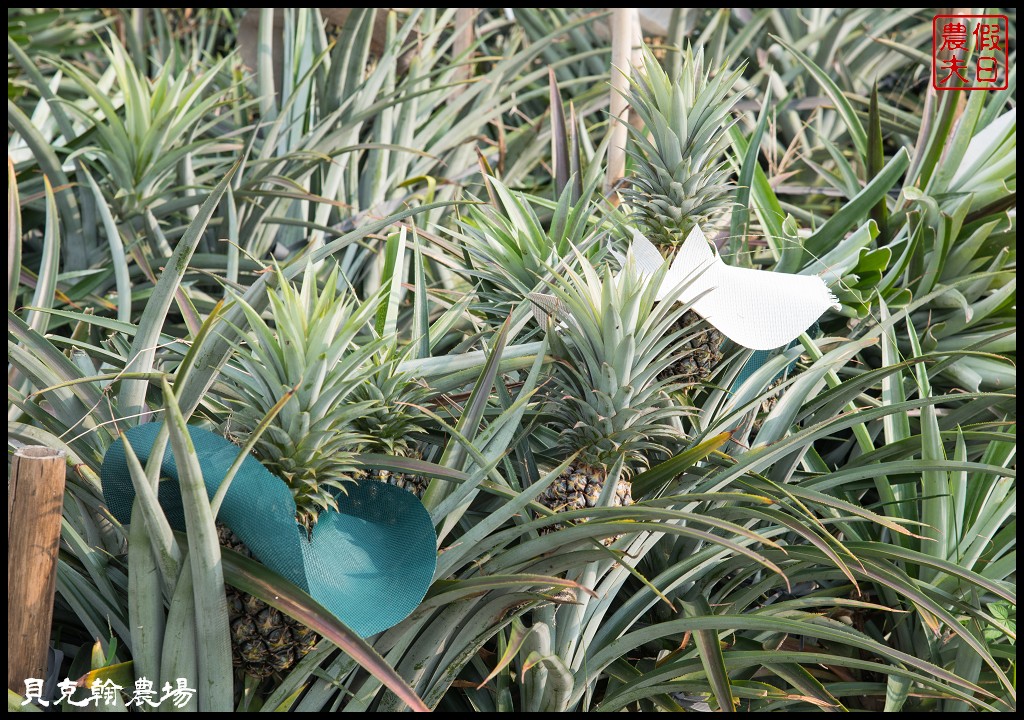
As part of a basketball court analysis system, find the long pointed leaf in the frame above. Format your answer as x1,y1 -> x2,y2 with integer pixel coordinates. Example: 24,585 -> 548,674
162,381 -> 232,711
119,162 -> 238,421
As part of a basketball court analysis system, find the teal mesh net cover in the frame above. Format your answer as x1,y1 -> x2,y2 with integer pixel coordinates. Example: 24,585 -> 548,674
101,422 -> 437,637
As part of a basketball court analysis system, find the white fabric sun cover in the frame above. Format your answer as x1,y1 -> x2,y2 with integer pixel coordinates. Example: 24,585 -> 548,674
631,226 -> 841,351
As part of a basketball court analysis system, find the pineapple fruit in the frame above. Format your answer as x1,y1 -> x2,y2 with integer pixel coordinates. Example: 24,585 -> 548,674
625,47 -> 741,384
537,465 -> 633,522
221,263 -> 381,679
362,467 -> 428,497
218,526 -> 318,677
665,310 -> 724,385
534,256 -> 691,533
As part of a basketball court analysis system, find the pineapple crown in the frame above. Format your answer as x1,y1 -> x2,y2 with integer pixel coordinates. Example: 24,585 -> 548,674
351,350 -> 433,458
623,45 -> 743,248
537,252 -> 693,471
225,262 -> 383,531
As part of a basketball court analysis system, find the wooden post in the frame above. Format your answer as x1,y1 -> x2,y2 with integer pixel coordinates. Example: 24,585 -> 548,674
8,446 -> 66,694
605,8 -> 634,201
452,8 -> 478,88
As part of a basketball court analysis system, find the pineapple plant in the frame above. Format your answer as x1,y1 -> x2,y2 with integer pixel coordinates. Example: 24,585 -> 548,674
624,47 -> 742,384
219,263 -> 382,679
453,177 -> 606,331
532,254 -> 692,533
351,354 -> 434,498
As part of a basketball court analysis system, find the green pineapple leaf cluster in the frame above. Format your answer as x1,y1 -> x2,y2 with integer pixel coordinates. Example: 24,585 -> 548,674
625,46 -> 743,249
456,179 -> 606,324
540,254 -> 691,472
225,262 -> 382,534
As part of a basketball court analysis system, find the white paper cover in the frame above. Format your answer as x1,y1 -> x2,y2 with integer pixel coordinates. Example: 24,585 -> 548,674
632,226 -> 840,350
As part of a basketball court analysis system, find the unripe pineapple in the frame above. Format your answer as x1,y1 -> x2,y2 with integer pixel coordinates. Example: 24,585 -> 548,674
752,375 -> 788,433
538,464 -> 633,536
361,467 -> 429,497
221,263 -> 381,679
539,465 -> 633,513
533,255 -> 692,535
218,526 -> 318,678
625,46 -> 741,383
663,310 -> 724,384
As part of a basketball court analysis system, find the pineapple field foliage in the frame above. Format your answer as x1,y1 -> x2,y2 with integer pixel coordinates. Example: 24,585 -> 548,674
7,7 -> 1017,713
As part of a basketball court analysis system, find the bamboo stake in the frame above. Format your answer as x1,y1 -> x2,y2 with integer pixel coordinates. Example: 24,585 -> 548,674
8,446 -> 66,694
605,8 -> 633,201
629,8 -> 644,132
452,8 -> 478,89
